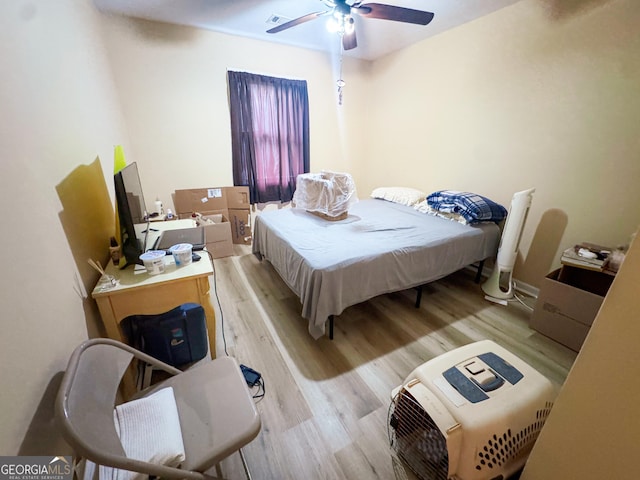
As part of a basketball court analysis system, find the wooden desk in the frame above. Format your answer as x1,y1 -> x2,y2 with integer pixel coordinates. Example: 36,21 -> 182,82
91,220 -> 216,392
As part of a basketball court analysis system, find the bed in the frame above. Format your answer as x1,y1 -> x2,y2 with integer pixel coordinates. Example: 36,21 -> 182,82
252,198 -> 501,339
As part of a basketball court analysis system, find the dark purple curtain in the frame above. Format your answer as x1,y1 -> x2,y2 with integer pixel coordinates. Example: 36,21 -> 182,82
228,71 -> 310,204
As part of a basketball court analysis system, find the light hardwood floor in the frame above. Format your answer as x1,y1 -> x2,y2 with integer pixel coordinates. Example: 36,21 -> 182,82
212,246 -> 577,480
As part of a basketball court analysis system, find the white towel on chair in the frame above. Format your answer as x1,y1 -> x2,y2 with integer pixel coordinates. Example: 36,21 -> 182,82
88,387 -> 186,480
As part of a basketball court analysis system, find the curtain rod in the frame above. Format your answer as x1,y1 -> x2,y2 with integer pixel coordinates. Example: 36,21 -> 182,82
226,68 -> 306,82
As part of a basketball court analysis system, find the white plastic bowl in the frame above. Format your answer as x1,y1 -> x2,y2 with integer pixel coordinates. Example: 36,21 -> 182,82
169,243 -> 193,267
139,250 -> 166,275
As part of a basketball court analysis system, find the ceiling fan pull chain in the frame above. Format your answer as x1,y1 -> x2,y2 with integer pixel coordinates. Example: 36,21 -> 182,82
337,43 -> 346,106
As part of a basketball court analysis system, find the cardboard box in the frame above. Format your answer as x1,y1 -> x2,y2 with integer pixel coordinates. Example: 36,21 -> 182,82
178,208 -> 225,221
530,267 -> 614,351
174,186 -> 250,214
173,187 -> 252,245
224,186 -> 250,209
177,207 -> 251,245
200,214 -> 233,259
229,208 -> 252,245
174,188 -> 227,215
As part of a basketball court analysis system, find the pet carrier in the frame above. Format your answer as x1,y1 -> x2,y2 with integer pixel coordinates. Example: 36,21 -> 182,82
388,340 -> 556,480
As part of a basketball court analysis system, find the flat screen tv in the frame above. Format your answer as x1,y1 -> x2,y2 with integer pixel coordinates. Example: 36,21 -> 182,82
114,162 -> 149,268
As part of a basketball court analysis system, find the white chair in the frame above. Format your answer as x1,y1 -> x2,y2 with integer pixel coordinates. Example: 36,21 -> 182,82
56,338 -> 261,479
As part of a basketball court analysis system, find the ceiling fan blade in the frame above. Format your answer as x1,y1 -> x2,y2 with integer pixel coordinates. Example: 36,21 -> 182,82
343,29 -> 357,50
354,3 -> 434,25
267,11 -> 328,34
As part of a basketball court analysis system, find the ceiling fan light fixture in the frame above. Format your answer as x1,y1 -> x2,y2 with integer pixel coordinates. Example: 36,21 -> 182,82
326,15 -> 340,33
344,16 -> 355,34
326,12 -> 354,35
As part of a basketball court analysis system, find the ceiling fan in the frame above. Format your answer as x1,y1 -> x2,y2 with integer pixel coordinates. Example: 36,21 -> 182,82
267,0 -> 435,51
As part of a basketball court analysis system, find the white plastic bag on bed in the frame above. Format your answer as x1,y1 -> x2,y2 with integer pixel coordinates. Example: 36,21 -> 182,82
292,171 -> 358,219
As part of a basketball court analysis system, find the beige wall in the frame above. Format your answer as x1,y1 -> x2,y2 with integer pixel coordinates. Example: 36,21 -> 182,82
97,14 -> 371,213
362,0 -> 640,287
522,229 -> 640,479
0,1 -> 129,454
2,0 -> 638,462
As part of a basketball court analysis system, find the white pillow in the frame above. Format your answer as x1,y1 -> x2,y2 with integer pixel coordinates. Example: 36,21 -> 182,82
371,187 -> 426,206
96,387 -> 186,480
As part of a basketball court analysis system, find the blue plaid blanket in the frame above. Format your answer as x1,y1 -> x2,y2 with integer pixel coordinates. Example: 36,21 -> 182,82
427,190 -> 507,224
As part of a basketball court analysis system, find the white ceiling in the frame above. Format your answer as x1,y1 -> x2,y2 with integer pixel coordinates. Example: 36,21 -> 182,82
94,0 -> 521,61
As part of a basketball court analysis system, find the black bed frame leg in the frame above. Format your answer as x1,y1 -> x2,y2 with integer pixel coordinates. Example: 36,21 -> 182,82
475,260 -> 485,284
328,315 -> 334,340
415,286 -> 423,308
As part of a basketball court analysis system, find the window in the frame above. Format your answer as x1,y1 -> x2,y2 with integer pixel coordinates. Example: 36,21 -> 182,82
228,71 -> 310,204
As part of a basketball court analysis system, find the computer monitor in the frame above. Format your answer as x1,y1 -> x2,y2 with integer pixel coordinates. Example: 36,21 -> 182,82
114,162 -> 149,268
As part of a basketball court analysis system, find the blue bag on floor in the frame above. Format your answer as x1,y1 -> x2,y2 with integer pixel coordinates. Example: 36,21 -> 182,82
121,303 -> 208,368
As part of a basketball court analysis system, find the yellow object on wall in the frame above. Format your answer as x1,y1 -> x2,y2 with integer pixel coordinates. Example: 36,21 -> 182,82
114,144 -> 127,174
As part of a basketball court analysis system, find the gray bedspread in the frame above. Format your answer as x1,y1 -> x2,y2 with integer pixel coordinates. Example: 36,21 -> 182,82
252,199 -> 500,339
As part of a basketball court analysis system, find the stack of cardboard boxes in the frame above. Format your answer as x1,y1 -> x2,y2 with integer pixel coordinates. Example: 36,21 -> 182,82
173,186 -> 251,259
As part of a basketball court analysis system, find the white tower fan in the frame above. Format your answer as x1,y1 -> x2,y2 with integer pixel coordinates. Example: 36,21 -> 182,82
482,188 -> 535,300
388,340 -> 556,480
